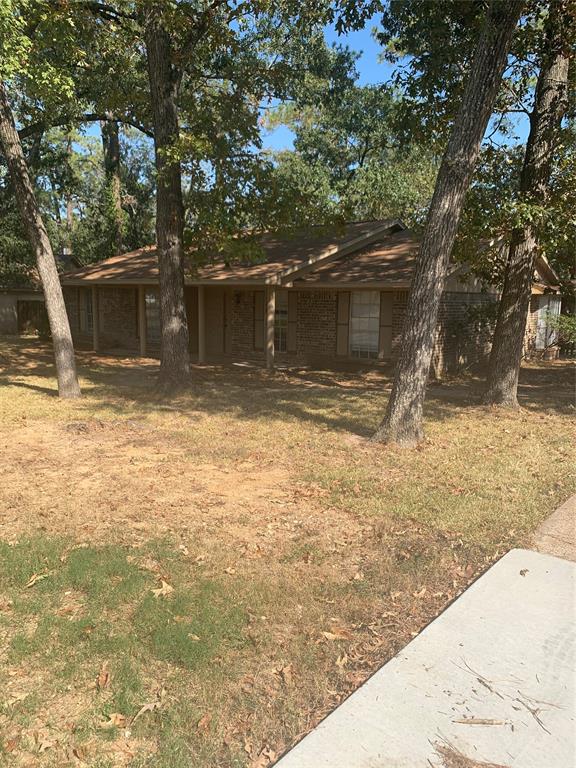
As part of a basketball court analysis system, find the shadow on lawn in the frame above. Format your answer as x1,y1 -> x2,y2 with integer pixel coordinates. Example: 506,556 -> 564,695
1,338 -> 574,436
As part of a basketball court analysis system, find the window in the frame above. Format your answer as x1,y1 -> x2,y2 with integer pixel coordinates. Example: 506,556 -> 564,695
536,295 -> 561,350
349,291 -> 380,359
274,290 -> 288,353
79,288 -> 93,334
145,290 -> 161,347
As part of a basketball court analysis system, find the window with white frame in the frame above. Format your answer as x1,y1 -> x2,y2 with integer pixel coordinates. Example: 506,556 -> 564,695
274,290 -> 288,353
349,290 -> 380,359
145,290 -> 161,347
79,288 -> 93,334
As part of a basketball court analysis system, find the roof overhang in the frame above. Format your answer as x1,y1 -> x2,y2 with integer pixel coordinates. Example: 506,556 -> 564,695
534,253 -> 561,288
277,220 -> 405,286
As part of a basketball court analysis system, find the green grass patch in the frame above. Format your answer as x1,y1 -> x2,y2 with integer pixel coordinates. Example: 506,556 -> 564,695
133,584 -> 246,669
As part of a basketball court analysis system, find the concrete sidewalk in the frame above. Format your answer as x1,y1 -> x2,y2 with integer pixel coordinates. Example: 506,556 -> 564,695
533,494 -> 576,563
274,549 -> 576,768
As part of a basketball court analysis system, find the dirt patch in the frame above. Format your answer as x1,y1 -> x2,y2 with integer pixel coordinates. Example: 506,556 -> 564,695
0,418 -> 362,565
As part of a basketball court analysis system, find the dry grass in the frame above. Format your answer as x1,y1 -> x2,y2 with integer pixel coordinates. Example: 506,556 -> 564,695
0,337 -> 574,767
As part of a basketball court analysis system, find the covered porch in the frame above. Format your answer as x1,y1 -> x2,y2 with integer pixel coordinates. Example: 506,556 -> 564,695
63,282 -> 404,370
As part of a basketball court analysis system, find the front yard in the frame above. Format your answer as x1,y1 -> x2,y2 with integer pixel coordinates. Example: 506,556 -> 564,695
0,338 -> 574,767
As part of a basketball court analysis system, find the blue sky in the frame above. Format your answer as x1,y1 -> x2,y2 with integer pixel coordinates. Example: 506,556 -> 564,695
85,17 -> 529,151
262,19 -> 391,151
262,18 -> 530,151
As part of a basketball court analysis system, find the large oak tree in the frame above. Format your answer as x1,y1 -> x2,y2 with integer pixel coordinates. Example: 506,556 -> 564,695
372,0 -> 524,446
484,1 -> 573,407
0,83 -> 81,398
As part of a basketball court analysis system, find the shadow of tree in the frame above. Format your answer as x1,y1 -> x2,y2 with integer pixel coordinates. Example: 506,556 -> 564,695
1,338 -> 573,437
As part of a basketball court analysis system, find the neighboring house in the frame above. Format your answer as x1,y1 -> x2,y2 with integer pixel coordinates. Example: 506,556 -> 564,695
0,249 -> 80,336
2,220 -> 561,374
0,287 -> 46,335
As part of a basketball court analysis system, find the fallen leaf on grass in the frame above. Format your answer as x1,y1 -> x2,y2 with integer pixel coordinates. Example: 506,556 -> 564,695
67,744 -> 87,763
250,745 -> 277,767
152,580 -> 174,598
38,739 -> 56,753
111,741 -> 137,758
321,627 -> 352,642
25,572 -> 48,588
197,713 -> 212,732
99,713 -> 127,729
3,736 -> 19,753
131,700 -> 161,724
96,662 -> 110,691
273,664 -> 293,687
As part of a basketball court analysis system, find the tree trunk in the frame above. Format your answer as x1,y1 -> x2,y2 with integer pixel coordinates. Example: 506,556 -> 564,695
101,116 -> 124,254
483,4 -> 571,407
0,81 -> 81,398
65,134 -> 74,252
144,10 -> 191,390
372,0 -> 523,446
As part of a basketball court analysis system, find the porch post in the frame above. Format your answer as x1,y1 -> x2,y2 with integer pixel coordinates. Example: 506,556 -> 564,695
266,285 -> 275,369
91,286 -> 100,352
198,285 -> 206,363
138,285 -> 147,357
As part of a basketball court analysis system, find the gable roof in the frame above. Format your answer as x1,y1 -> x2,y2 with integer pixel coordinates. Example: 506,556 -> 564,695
61,220 -> 404,286
293,229 -> 418,287
60,220 -> 561,293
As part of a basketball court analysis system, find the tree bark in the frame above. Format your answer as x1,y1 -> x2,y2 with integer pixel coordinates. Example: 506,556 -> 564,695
372,0 -> 523,446
483,3 -> 571,407
0,81 -> 81,398
65,134 -> 74,252
101,116 -> 124,254
144,9 -> 191,390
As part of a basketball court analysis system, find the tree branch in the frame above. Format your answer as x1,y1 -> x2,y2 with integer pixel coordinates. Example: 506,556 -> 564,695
79,2 -> 137,23
19,113 -> 154,140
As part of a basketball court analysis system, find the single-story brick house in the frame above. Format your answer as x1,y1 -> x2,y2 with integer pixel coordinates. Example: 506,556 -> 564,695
2,220 -> 561,374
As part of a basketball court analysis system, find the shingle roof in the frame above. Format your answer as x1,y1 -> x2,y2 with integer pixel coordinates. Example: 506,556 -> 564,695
295,230 -> 418,286
61,220 -> 405,286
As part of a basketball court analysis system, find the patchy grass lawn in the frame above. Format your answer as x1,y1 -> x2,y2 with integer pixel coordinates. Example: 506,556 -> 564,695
0,338 -> 574,767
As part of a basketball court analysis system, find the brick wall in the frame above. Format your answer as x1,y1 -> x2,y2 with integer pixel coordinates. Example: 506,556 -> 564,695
228,288 -> 340,363
523,296 -> 539,356
63,287 -> 79,334
231,289 -> 263,360
60,284 -> 544,375
98,287 -> 139,351
63,287 -> 93,346
391,290 -> 409,357
431,292 -> 498,377
65,286 -> 140,352
295,290 -> 337,358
